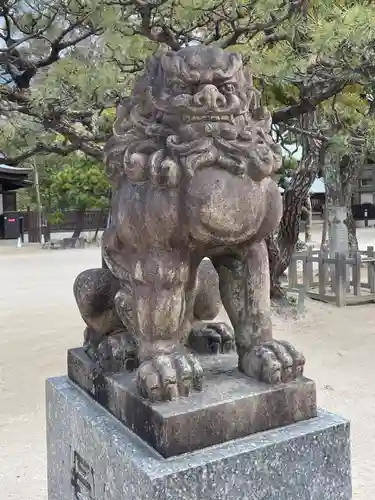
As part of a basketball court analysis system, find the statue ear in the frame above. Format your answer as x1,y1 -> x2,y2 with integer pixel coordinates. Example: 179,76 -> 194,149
243,67 -> 253,87
113,98 -> 131,136
143,54 -> 164,83
160,51 -> 181,74
228,52 -> 243,73
243,68 -> 263,109
252,107 -> 272,131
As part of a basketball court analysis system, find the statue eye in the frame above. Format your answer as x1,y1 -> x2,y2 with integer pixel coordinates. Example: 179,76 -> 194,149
221,83 -> 236,93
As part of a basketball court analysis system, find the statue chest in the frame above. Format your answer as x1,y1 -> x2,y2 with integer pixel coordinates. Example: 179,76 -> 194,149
186,167 -> 267,245
112,169 -> 269,250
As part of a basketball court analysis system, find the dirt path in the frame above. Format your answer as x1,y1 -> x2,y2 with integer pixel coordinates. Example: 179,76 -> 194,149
0,242 -> 374,498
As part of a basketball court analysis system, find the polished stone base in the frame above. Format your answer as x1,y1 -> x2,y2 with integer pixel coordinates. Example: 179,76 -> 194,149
46,377 -> 351,500
68,347 -> 317,457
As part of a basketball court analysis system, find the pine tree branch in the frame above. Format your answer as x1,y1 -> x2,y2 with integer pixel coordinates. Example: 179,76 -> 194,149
218,0 -> 303,48
0,2 -> 102,89
0,87 -> 108,162
0,143 -> 79,166
272,79 -> 349,124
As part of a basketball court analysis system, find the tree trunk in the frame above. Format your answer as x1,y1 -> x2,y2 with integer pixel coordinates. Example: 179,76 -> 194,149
327,205 -> 349,255
268,163 -> 318,297
269,110 -> 322,296
346,207 -> 358,253
274,163 -> 316,273
266,232 -> 284,298
106,190 -> 112,229
102,192 -> 112,268
32,159 -> 42,243
320,203 -> 328,250
93,209 -> 104,242
339,155 -> 359,253
302,195 -> 312,243
324,152 -> 359,255
72,208 -> 86,241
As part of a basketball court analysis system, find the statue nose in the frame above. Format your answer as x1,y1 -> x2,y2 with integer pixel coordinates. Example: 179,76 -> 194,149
194,85 -> 226,109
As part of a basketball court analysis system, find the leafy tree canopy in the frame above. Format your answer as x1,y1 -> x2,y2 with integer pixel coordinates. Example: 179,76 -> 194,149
49,155 -> 110,213
1,0 -> 375,167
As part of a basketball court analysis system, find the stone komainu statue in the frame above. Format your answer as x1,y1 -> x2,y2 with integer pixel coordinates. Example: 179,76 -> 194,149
73,46 -> 305,402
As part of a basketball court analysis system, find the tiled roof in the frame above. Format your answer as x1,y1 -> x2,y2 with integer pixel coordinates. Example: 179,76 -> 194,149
0,164 -> 32,175
280,176 -> 325,194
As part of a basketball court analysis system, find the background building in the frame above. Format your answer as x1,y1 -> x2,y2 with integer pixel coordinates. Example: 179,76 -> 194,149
0,164 -> 31,213
353,157 -> 375,205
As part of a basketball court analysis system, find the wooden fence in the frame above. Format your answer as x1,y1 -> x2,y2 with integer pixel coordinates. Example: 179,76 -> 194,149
24,209 -> 108,242
288,246 -> 375,307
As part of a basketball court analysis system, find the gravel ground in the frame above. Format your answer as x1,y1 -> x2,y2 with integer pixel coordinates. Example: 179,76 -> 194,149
1,227 -> 375,499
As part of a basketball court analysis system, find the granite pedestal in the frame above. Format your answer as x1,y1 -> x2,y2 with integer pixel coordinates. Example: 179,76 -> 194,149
46,377 -> 352,500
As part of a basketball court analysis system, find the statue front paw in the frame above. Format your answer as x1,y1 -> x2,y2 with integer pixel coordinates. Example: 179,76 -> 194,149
240,340 -> 305,384
149,153 -> 181,188
136,353 -> 203,402
124,151 -> 181,187
187,322 -> 235,354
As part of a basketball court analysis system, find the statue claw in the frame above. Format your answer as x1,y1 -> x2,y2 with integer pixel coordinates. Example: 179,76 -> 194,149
240,340 -> 305,384
136,353 -> 203,402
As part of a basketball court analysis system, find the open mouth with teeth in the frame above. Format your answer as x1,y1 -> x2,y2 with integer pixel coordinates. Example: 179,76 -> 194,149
188,114 -> 235,122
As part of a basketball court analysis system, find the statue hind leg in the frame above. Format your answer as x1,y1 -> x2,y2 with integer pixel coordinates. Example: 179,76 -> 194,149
186,259 -> 234,354
73,268 -> 122,351
73,268 -> 137,371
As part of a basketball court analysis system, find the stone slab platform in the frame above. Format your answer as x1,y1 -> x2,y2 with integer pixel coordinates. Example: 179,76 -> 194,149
68,347 -> 317,457
46,377 -> 352,500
